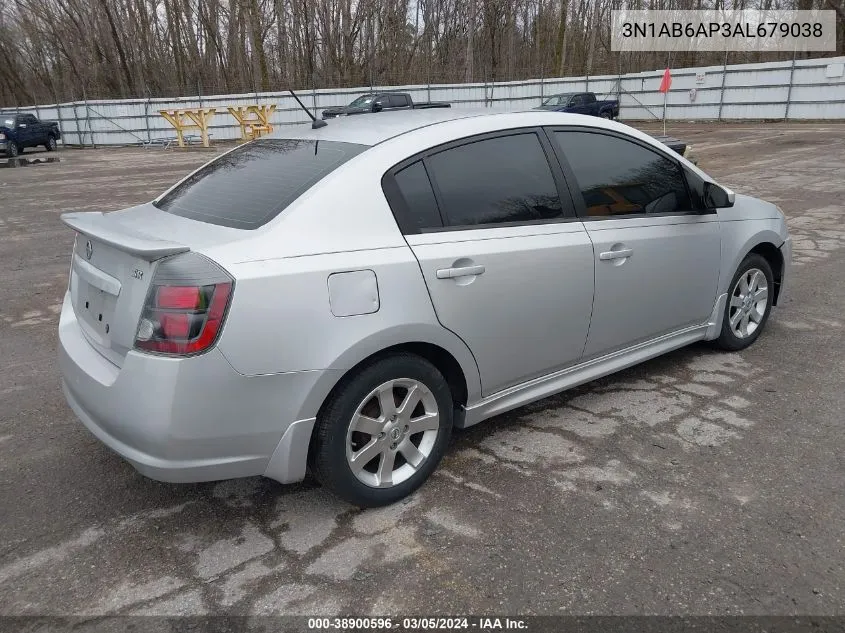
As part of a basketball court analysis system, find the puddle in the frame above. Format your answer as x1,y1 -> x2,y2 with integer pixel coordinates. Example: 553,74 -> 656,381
0,156 -> 61,168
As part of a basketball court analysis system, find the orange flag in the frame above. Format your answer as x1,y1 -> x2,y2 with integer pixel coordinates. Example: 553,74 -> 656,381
659,68 -> 672,93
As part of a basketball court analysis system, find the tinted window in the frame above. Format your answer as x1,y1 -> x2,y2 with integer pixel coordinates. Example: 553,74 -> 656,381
554,131 -> 691,217
349,94 -> 375,107
393,161 -> 443,230
154,139 -> 367,229
583,93 -> 596,104
425,133 -> 564,227
389,95 -> 409,107
571,95 -> 584,106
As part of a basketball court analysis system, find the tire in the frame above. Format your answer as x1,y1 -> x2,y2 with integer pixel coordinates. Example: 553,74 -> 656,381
310,354 -> 454,507
713,253 -> 774,351
6,141 -> 19,158
46,135 -> 57,151
600,111 -> 613,119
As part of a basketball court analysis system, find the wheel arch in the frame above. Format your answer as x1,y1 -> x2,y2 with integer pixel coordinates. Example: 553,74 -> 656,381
296,325 -> 482,429
719,228 -> 784,305
747,241 -> 784,306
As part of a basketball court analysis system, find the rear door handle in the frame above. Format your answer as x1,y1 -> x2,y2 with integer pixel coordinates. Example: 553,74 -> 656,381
599,248 -> 633,261
436,265 -> 486,279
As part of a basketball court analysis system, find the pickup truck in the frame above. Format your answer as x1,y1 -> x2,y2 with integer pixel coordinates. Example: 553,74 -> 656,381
537,92 -> 619,120
1,113 -> 62,157
321,92 -> 450,120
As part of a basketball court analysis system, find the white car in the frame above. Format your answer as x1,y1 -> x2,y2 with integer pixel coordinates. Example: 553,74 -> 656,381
59,109 -> 791,506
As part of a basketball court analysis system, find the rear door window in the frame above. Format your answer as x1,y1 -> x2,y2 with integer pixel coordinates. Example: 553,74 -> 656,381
154,139 -> 367,229
393,161 -> 443,230
389,95 -> 410,107
425,132 -> 566,227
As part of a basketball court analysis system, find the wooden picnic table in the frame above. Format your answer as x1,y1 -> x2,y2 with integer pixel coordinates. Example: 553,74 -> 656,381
227,105 -> 276,141
158,108 -> 216,147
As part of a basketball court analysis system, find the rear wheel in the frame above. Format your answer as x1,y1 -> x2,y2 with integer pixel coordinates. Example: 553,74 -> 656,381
600,111 -> 613,119
46,135 -> 57,151
310,354 -> 453,507
6,141 -> 19,157
714,254 -> 774,351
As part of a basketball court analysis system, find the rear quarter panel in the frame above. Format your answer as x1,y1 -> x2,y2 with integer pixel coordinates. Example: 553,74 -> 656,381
217,247 -> 483,403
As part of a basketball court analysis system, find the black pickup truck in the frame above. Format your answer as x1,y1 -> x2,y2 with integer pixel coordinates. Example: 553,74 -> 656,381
321,92 -> 450,120
1,113 -> 62,157
537,92 -> 619,120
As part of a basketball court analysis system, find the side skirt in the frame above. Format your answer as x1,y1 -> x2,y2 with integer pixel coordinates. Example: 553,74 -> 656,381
460,323 -> 711,428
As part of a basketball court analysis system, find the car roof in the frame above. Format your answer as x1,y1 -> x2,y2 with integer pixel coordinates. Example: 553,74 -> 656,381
264,107 -> 721,193
269,107 -> 624,146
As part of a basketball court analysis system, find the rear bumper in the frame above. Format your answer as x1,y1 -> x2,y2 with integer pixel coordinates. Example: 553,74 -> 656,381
58,293 -> 329,484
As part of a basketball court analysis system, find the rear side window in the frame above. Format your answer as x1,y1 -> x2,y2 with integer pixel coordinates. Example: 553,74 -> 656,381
154,139 -> 366,229
389,95 -> 410,107
393,161 -> 443,230
425,133 -> 564,227
553,131 -> 692,218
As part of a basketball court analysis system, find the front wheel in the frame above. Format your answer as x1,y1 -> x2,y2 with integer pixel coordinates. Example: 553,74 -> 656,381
310,354 -> 453,507
600,111 -> 613,119
713,254 -> 774,351
46,136 -> 57,151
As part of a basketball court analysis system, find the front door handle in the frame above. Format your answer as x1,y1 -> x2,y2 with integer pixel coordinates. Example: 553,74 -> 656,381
436,265 -> 486,279
599,248 -> 633,261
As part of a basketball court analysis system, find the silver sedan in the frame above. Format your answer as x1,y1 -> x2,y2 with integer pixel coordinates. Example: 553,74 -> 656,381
58,109 -> 791,506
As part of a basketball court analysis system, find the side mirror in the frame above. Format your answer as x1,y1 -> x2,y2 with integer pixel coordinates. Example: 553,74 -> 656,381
372,102 -> 383,112
703,182 -> 735,208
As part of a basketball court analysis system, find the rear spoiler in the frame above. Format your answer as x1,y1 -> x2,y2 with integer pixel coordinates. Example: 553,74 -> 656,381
61,211 -> 189,260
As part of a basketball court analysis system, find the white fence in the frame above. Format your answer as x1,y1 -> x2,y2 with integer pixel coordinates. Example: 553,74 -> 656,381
2,56 -> 844,147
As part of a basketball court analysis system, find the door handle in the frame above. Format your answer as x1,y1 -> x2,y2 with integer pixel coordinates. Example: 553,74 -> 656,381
599,248 -> 633,261
436,265 -> 486,279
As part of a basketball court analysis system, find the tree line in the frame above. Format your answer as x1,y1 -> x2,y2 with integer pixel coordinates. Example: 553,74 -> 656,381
0,0 -> 842,107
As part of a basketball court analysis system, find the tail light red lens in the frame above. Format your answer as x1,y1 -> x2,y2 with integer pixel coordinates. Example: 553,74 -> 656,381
157,286 -> 203,310
134,252 -> 234,356
135,283 -> 232,355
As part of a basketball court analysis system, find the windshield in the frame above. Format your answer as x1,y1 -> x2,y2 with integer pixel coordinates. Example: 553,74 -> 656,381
154,139 -> 367,229
542,94 -> 574,106
348,94 -> 375,107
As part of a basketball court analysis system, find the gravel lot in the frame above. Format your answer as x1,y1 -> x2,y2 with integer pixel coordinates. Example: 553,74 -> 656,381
0,122 -> 843,617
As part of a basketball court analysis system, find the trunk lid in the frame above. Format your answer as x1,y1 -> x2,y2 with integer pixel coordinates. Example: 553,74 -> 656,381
62,204 -> 242,366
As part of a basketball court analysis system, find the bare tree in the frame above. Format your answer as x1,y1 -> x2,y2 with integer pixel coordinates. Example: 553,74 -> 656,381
0,0 -> 841,106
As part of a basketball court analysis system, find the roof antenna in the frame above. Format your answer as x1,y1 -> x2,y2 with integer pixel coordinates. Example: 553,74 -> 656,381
289,89 -> 327,129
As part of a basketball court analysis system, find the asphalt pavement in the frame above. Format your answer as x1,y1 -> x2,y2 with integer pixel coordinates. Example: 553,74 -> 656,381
0,123 -> 843,617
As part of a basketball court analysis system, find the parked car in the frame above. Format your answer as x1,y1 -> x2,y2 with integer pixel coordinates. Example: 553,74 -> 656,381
58,110 -> 791,507
1,113 -> 61,157
321,92 -> 450,119
538,92 -> 619,119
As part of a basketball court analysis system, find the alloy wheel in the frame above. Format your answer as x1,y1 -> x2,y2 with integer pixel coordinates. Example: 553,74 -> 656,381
728,267 -> 769,339
345,378 -> 440,488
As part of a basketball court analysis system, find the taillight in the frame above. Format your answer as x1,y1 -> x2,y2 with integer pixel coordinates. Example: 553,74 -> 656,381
134,253 -> 234,356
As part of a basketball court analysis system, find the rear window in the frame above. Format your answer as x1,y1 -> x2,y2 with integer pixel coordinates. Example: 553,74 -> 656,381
154,139 -> 367,229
